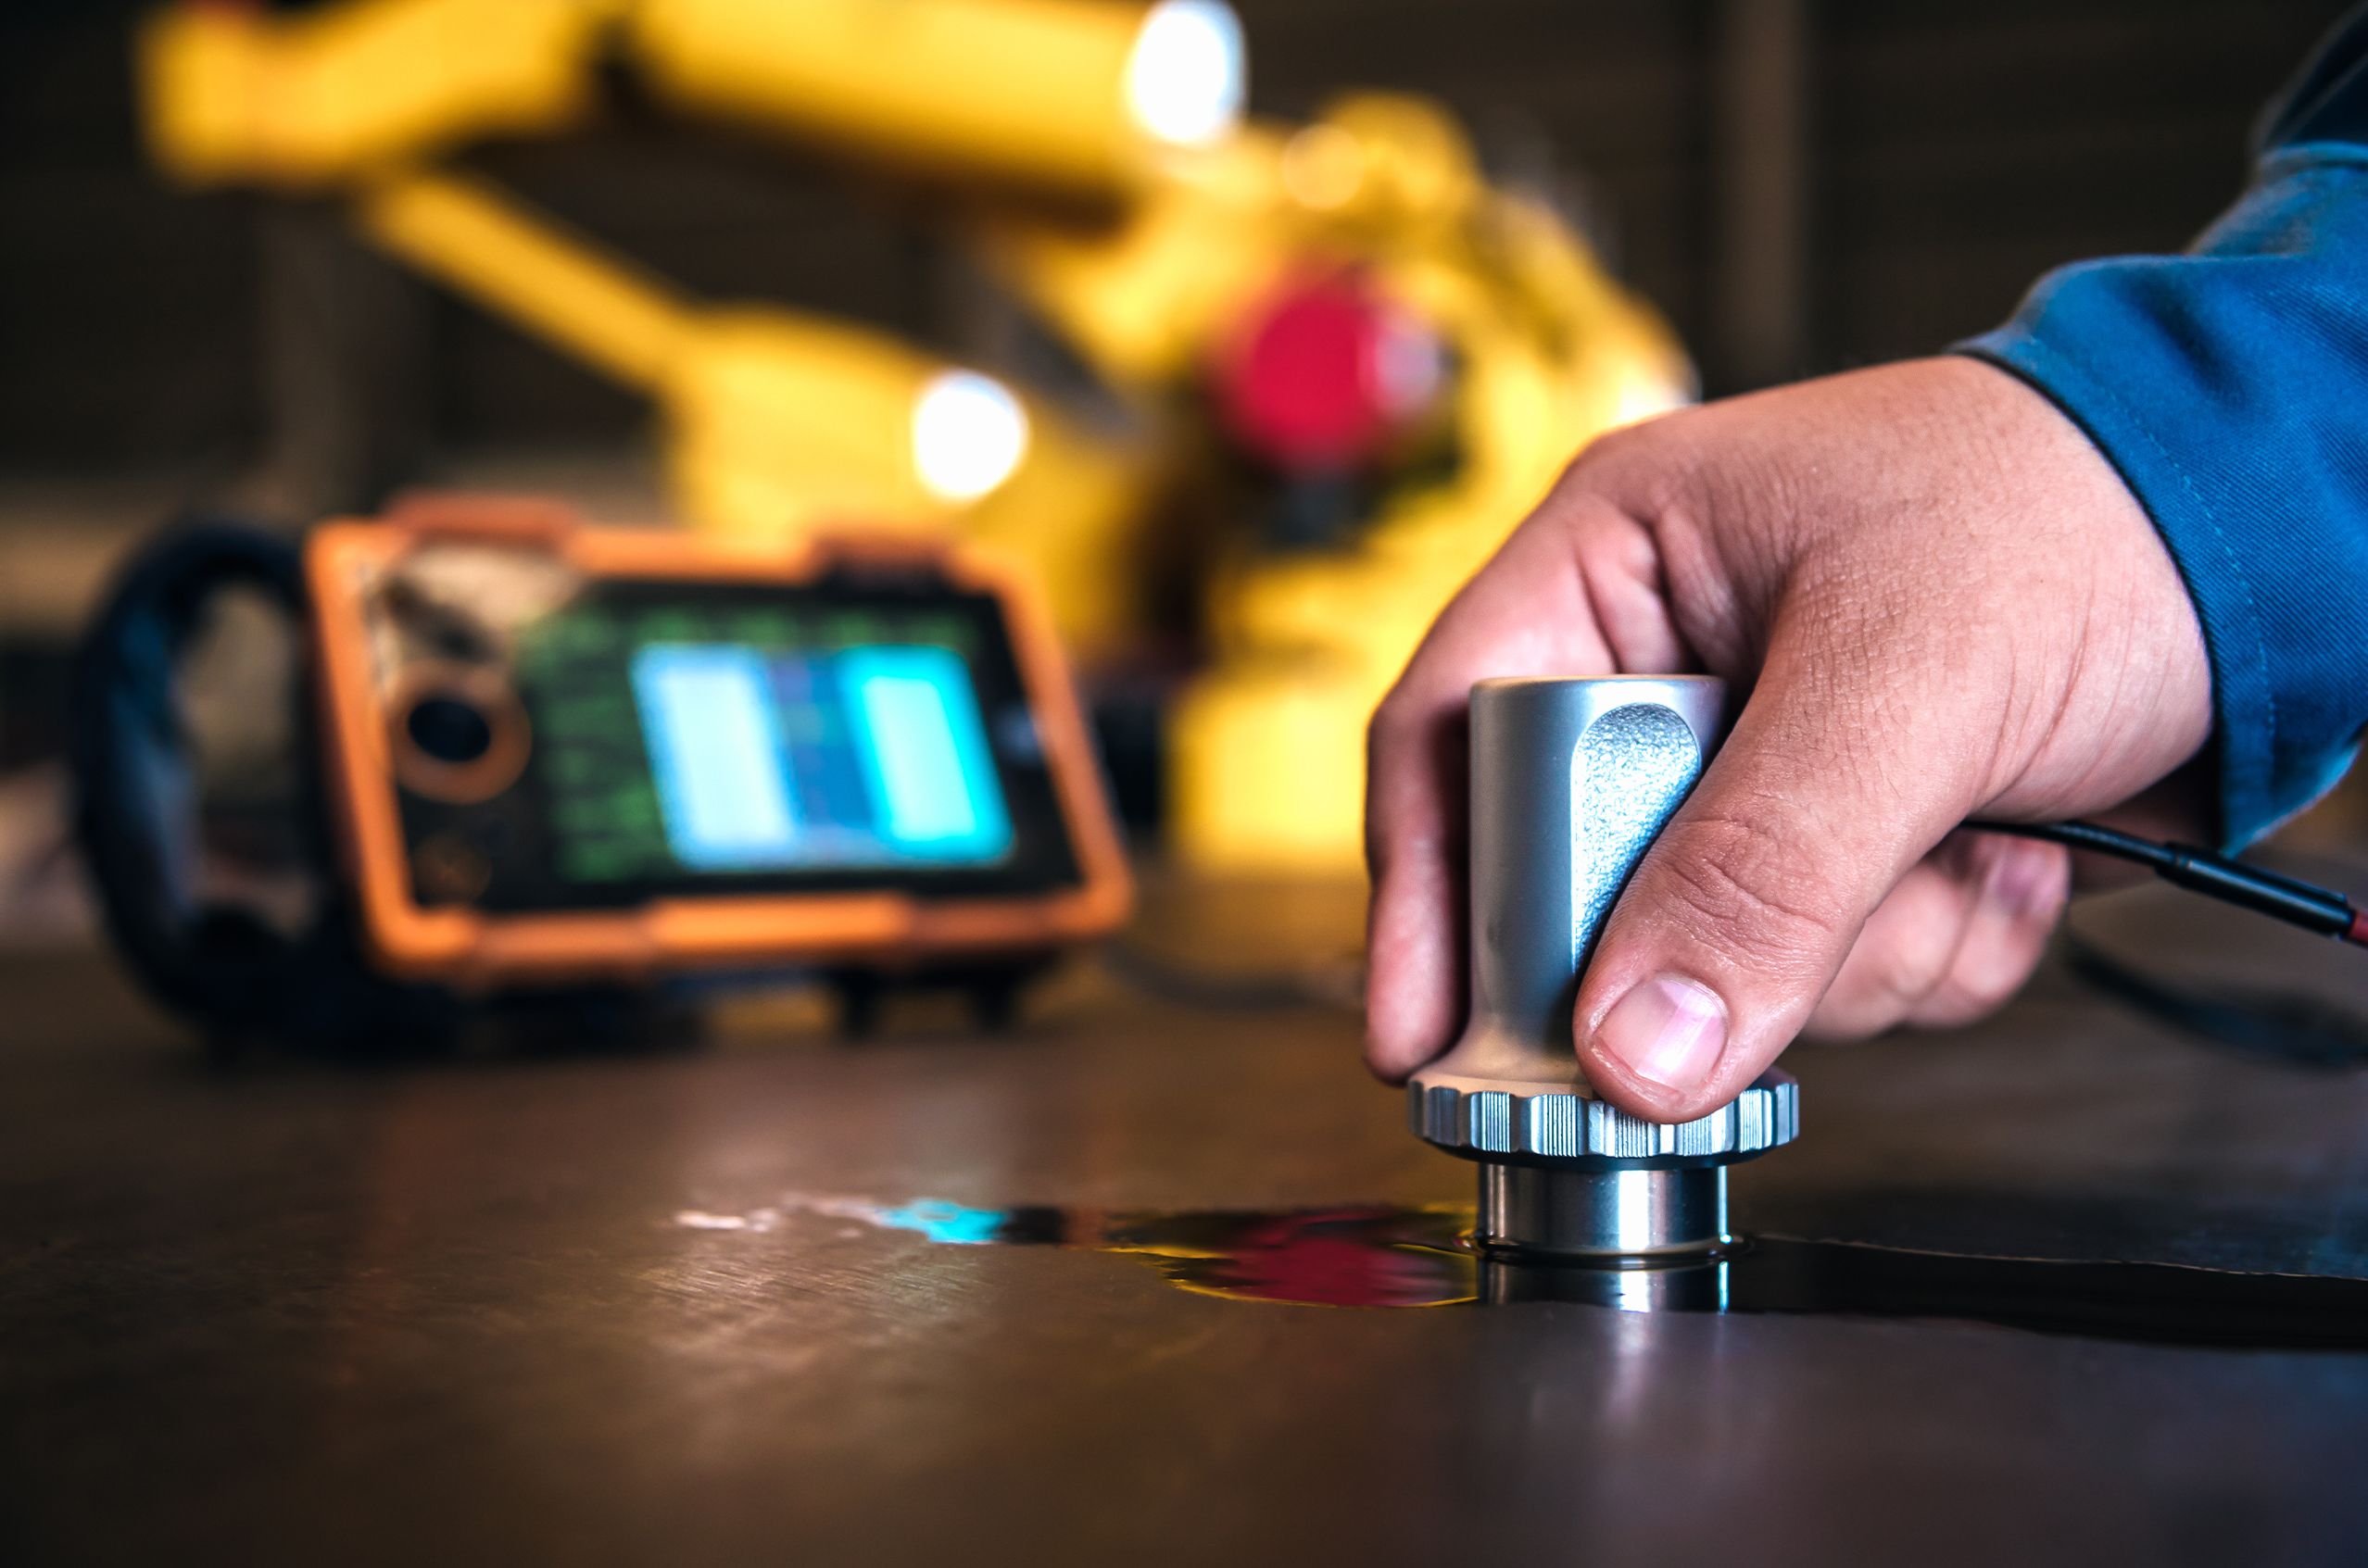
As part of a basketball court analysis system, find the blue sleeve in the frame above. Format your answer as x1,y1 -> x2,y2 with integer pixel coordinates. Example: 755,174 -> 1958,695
1957,8 -> 2368,848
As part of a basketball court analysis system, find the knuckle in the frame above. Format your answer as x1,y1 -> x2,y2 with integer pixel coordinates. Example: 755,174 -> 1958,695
1585,421 -> 1701,508
1915,959 -> 2028,1028
1646,809 -> 1849,974
1554,426 -> 1631,492
1812,922 -> 1955,1041
1920,930 -> 2047,1026
1857,924 -> 1959,1018
1551,411 -> 1697,510
1805,993 -> 1895,1043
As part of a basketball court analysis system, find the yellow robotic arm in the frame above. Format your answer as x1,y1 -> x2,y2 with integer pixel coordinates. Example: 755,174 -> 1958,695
143,0 -> 1241,194
141,0 -> 611,189
626,0 -> 1243,190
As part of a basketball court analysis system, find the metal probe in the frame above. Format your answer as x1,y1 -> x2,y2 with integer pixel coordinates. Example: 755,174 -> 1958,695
1408,676 -> 1799,1260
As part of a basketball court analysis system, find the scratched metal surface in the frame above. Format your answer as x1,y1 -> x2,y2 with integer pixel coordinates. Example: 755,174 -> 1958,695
6,871 -> 2368,1566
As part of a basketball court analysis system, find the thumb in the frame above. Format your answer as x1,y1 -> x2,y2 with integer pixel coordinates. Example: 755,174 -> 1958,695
1570,636 -> 1974,1123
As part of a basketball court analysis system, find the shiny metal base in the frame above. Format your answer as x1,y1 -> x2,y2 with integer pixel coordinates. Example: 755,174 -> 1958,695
1475,1163 -> 1729,1258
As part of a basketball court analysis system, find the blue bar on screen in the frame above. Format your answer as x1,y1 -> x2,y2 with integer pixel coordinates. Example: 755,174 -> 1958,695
631,645 -> 801,869
841,646 -> 1013,862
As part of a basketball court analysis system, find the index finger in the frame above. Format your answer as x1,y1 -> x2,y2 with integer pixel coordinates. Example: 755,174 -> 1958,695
1363,511 -> 1619,1079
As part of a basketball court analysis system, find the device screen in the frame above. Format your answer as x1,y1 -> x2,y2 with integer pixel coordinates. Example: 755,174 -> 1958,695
629,642 -> 1013,872
384,567 -> 1083,911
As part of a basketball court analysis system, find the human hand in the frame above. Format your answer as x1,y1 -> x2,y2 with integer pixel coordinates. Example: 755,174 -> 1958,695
1364,357 -> 2213,1122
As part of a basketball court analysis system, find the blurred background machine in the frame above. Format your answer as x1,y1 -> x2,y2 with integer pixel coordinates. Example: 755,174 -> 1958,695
135,0 -> 1694,872
71,497 -> 1131,1044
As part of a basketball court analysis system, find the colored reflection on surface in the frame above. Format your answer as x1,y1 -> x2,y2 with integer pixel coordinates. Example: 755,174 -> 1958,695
678,1194 -> 2368,1346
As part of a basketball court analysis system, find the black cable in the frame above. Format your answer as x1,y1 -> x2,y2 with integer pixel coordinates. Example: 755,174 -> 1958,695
1970,820 -> 2368,1067
1968,819 -> 2365,946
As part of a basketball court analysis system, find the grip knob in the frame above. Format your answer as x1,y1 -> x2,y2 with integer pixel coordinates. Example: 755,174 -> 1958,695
1405,676 -> 1798,1257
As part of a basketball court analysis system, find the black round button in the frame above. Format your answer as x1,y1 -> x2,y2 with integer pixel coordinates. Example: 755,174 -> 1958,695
404,694 -> 495,766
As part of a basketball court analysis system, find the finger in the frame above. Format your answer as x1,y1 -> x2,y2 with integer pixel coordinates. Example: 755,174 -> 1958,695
1904,835 -> 2066,1028
1568,615 -> 1978,1122
1364,506 -> 1629,1080
1363,698 -> 1468,1080
1807,853 -> 1983,1039
1808,833 -> 2066,1036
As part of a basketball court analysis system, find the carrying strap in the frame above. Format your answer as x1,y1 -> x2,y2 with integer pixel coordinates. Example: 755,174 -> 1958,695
67,516 -> 459,1048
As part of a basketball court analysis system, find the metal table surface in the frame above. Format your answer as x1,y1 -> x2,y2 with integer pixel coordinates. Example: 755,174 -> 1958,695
7,873 -> 2368,1566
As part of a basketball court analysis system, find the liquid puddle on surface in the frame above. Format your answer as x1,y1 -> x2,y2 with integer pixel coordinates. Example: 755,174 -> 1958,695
674,1198 -> 2368,1349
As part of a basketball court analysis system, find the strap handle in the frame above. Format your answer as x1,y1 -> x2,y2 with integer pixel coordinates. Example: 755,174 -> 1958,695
67,515 -> 457,1047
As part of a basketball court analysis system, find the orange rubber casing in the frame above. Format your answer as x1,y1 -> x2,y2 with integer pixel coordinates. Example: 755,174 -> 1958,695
308,495 -> 1131,990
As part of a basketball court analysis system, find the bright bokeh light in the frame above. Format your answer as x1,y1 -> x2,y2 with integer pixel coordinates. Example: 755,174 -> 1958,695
912,370 -> 1029,503
1124,0 -> 1245,148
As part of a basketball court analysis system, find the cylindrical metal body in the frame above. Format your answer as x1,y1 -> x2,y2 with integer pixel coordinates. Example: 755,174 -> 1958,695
1407,675 -> 1798,1260
1467,676 -> 1724,1068
1477,1165 -> 1726,1258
